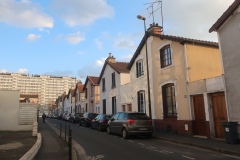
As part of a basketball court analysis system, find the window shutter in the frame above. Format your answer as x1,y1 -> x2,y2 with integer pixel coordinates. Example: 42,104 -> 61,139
136,62 -> 139,77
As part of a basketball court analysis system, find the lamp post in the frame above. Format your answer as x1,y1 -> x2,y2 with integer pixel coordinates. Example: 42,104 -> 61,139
137,15 -> 152,119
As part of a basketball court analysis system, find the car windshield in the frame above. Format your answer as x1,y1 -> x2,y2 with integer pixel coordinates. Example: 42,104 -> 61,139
105,115 -> 112,120
128,113 -> 150,120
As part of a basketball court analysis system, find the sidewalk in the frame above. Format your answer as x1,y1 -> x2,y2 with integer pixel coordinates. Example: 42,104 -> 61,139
33,119 -> 70,160
152,131 -> 240,157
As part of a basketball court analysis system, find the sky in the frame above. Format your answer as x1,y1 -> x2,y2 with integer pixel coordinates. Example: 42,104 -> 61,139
0,0 -> 235,82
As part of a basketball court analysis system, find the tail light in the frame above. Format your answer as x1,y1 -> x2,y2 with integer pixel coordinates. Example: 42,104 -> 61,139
148,120 -> 152,125
127,119 -> 135,125
102,120 -> 108,123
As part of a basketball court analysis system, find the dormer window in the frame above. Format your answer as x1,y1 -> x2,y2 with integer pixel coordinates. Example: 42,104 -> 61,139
136,59 -> 144,78
160,45 -> 172,68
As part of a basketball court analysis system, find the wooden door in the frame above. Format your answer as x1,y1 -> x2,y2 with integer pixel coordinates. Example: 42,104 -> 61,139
211,93 -> 228,138
193,95 -> 207,136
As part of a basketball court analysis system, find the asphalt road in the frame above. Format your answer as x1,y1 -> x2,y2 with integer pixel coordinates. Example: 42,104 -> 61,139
48,118 -> 239,160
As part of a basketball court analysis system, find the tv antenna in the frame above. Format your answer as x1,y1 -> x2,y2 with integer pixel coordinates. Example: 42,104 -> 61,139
145,0 -> 163,32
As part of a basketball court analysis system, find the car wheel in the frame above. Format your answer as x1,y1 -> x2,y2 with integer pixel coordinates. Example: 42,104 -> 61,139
107,126 -> 111,134
145,134 -> 152,139
91,124 -> 93,129
122,128 -> 128,139
98,124 -> 102,132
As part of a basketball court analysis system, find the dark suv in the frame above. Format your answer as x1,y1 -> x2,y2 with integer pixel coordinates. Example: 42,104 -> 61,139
69,113 -> 83,123
91,114 -> 112,131
79,112 -> 98,127
107,112 -> 153,139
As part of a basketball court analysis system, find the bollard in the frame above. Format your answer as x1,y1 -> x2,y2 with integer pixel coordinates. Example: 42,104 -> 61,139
60,122 -> 62,138
65,123 -> 67,141
68,126 -> 72,160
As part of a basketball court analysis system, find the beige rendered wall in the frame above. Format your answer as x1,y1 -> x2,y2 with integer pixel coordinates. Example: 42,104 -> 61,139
149,37 -> 189,120
130,43 -> 150,115
0,90 -> 34,131
185,44 -> 222,82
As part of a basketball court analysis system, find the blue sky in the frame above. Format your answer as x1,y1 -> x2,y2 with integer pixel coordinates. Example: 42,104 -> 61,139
0,0 -> 234,82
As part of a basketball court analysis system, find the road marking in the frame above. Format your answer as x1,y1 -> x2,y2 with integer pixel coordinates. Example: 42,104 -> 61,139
149,146 -> 156,149
181,155 -> 195,160
128,140 -> 134,142
138,143 -> 145,145
162,150 -> 173,153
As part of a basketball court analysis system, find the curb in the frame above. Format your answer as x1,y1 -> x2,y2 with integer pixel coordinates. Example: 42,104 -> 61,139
153,136 -> 240,157
20,133 -> 41,160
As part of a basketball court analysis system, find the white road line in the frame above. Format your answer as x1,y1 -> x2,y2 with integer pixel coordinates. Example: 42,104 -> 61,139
149,146 -> 156,149
128,140 -> 134,142
181,155 -> 195,160
138,143 -> 145,145
162,150 -> 173,153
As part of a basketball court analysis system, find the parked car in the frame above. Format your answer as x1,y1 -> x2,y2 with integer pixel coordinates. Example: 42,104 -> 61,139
58,113 -> 63,120
91,114 -> 112,131
107,112 -> 153,139
65,113 -> 72,121
62,113 -> 68,121
79,112 -> 98,127
69,113 -> 83,123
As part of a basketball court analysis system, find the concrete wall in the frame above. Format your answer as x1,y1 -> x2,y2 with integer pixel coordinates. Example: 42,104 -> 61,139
218,11 -> 240,122
99,64 -> 130,114
185,44 -> 222,82
150,37 -> 189,120
0,90 -> 38,131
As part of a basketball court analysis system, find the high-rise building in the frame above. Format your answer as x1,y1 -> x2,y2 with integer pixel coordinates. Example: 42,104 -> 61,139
0,73 -> 77,105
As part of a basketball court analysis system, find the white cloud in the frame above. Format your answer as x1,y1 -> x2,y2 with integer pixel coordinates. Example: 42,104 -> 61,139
0,0 -> 53,28
57,31 -> 85,44
0,69 -> 8,73
17,68 -> 28,74
113,32 -> 141,50
26,34 -> 41,41
94,39 -> 103,50
50,0 -> 114,26
119,54 -> 133,62
153,0 -> 235,41
95,57 -> 106,67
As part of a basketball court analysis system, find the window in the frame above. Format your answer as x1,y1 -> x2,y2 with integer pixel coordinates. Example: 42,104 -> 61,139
112,72 -> 116,88
102,78 -> 106,92
160,45 -> 172,68
91,84 -> 94,96
112,96 -> 116,114
136,59 -> 144,77
162,83 -> 177,118
85,88 -> 88,99
137,90 -> 146,113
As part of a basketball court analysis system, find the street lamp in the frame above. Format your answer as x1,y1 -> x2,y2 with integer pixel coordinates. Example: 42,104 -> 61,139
137,15 -> 152,119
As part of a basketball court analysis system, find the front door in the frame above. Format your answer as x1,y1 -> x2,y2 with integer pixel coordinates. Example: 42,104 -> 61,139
211,93 -> 228,138
193,95 -> 207,136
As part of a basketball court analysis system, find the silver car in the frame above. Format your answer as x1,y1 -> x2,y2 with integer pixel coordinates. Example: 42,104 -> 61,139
107,112 -> 153,139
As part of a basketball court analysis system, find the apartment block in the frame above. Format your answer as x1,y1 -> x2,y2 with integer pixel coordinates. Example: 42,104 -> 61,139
0,73 -> 77,105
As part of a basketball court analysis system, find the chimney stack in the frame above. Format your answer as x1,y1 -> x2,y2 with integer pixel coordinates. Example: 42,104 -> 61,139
106,53 -> 116,63
147,23 -> 163,35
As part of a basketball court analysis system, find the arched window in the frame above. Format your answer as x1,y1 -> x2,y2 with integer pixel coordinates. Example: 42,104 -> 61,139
136,59 -> 144,78
160,45 -> 172,68
162,83 -> 177,118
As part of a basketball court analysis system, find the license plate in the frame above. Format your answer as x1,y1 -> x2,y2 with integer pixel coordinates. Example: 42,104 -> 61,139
139,128 -> 148,131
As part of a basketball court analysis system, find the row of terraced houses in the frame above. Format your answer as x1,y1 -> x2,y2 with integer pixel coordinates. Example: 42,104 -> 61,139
54,0 -> 240,140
